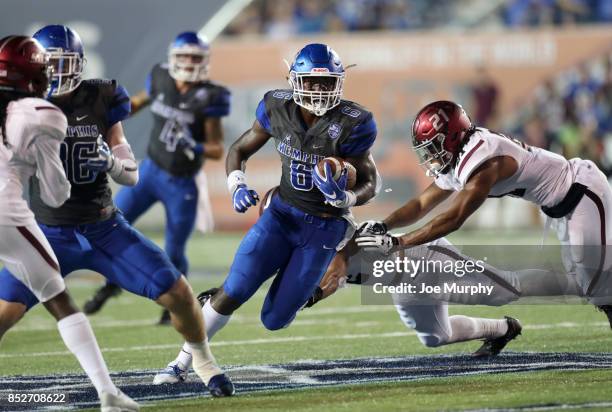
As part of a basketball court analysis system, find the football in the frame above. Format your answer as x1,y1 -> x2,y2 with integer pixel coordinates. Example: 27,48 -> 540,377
316,156 -> 357,189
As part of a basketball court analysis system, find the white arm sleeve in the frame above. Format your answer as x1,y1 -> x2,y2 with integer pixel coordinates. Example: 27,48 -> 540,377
33,136 -> 71,208
107,143 -> 138,186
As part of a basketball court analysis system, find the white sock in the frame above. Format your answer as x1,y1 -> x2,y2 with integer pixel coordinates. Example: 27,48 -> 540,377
446,315 -> 508,344
174,300 -> 231,369
57,312 -> 116,396
185,341 -> 221,385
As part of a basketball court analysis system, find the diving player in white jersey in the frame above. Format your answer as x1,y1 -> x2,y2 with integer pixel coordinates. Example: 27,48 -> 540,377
356,100 -> 612,327
304,233 -> 580,356
0,36 -> 138,411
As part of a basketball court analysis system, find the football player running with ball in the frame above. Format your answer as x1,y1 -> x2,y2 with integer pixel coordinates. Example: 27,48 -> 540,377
0,35 -> 138,411
84,32 -> 230,324
153,43 -> 379,384
356,100 -> 612,326
0,26 -> 233,397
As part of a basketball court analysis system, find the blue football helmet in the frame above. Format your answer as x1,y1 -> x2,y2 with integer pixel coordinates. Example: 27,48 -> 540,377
168,32 -> 210,82
288,43 -> 345,116
33,25 -> 85,96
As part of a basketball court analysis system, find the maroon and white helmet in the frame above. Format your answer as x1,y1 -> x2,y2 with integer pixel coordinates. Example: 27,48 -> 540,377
412,100 -> 473,177
0,35 -> 51,97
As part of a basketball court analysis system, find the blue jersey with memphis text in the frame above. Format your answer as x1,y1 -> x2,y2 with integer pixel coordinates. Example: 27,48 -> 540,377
256,89 -> 377,217
29,79 -> 131,225
146,63 -> 231,176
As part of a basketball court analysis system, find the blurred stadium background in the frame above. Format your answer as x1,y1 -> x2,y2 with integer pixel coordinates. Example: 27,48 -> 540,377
4,0 -> 612,232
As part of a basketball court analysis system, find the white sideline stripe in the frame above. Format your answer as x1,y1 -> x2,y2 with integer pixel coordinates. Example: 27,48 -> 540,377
0,331 -> 414,359
12,315 -> 384,332
1,320 -> 609,359
462,401 -> 612,411
12,305 -> 394,332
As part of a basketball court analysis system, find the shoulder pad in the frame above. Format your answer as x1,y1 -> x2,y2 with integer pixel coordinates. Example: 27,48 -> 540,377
105,80 -> 131,125
81,78 -> 119,97
200,82 -> 231,117
454,131 -> 494,185
7,98 -> 67,143
337,100 -> 370,121
268,89 -> 293,101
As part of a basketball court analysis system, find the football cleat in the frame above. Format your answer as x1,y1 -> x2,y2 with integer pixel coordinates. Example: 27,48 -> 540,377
157,309 -> 171,326
100,389 -> 139,412
83,283 -> 122,315
207,373 -> 235,397
473,316 -> 522,358
152,361 -> 188,385
197,287 -> 220,307
597,305 -> 612,329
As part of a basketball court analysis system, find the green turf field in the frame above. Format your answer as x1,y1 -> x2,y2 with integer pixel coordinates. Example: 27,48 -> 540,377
1,230 -> 611,411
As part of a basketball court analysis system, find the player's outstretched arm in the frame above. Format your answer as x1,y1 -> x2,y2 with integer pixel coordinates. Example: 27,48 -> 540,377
383,183 -> 453,231
346,152 -> 379,206
396,158 -> 506,247
129,90 -> 151,116
225,120 -> 272,213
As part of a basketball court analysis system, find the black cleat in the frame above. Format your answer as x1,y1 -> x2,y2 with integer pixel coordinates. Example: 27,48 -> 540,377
197,287 -> 220,308
473,316 -> 522,358
158,309 -> 171,326
597,305 -> 612,329
83,283 -> 122,315
207,373 -> 235,397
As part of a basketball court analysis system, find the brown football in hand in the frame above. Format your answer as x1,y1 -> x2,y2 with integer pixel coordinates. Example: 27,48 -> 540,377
316,156 -> 357,189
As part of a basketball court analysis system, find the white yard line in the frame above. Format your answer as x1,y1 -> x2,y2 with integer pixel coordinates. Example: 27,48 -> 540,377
11,305 -> 395,332
1,321 -> 608,359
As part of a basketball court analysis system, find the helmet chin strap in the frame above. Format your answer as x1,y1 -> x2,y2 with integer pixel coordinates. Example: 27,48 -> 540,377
46,82 -> 57,99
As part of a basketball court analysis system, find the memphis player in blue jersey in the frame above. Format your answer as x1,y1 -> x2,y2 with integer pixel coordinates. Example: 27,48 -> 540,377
0,25 -> 234,397
83,32 -> 230,324
153,43 -> 379,384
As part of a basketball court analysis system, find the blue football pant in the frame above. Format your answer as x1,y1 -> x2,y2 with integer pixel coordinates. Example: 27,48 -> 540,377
222,194 -> 348,330
0,213 -> 181,310
114,157 -> 198,275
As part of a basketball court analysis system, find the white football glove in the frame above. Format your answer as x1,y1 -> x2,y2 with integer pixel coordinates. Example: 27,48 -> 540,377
355,233 -> 400,255
85,136 -> 114,172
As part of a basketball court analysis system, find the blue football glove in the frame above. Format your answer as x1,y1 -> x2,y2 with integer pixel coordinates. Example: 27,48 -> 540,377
176,134 -> 204,160
85,136 -> 114,172
232,184 -> 259,213
313,163 -> 355,208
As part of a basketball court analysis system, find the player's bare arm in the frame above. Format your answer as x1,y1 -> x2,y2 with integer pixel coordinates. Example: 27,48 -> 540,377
383,182 -> 453,230
129,90 -> 151,115
202,117 -> 224,160
346,152 -> 378,205
397,156 -> 516,247
226,119 -> 272,173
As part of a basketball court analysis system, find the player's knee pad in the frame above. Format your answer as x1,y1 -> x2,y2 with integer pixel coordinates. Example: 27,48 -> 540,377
416,332 -> 447,348
260,310 -> 294,331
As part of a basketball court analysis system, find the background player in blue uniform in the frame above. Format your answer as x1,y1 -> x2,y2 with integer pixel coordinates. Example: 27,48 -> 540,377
153,43 -> 380,384
0,25 -> 234,397
83,32 -> 230,324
